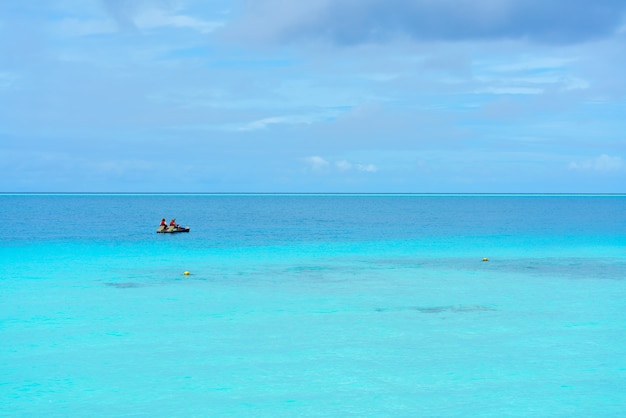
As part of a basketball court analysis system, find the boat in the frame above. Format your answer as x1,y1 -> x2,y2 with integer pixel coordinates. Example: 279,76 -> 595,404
156,225 -> 190,233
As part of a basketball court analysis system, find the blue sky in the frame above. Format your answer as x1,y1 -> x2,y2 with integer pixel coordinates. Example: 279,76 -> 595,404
1,0 -> 625,192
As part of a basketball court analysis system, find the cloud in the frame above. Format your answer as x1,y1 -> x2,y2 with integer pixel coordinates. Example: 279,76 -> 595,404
305,156 -> 378,173
568,154 -> 626,171
230,109 -> 344,132
475,86 -> 544,95
99,0 -> 221,33
99,0 -> 146,31
227,0 -> 626,45
236,116 -> 288,131
335,160 -> 352,171
355,163 -> 378,173
304,156 -> 331,171
135,8 -> 223,33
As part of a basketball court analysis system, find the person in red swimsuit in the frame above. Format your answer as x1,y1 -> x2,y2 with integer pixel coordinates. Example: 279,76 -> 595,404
169,218 -> 179,228
160,218 -> 167,227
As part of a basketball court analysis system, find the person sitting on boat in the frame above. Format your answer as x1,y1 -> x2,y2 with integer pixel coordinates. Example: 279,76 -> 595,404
169,218 -> 179,228
160,218 -> 167,227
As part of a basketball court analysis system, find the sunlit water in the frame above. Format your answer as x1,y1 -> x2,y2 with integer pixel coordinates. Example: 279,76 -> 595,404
1,194 -> 625,417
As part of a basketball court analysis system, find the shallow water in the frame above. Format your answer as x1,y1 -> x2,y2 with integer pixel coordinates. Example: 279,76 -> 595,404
1,194 -> 625,416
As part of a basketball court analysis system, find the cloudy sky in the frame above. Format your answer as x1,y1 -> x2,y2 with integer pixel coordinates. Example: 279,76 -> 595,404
1,0 -> 625,192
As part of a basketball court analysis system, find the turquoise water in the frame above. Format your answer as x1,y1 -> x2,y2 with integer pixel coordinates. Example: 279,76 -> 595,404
1,194 -> 625,417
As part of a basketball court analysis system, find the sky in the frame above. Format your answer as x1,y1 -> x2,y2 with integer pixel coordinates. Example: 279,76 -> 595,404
1,0 -> 625,193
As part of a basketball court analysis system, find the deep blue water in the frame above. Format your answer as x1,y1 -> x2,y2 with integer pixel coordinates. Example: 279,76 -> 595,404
1,194 -> 625,416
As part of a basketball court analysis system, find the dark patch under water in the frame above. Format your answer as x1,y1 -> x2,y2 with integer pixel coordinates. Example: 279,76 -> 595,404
375,305 -> 496,313
105,282 -> 144,288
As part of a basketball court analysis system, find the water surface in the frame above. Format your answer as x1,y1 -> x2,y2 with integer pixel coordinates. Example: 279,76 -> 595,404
1,194 -> 625,416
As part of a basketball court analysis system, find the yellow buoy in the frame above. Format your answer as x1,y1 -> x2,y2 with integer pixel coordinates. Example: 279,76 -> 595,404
184,271 -> 190,275
482,258 -> 489,262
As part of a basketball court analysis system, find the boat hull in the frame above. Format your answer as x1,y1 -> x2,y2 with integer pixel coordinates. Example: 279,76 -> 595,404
156,226 -> 190,233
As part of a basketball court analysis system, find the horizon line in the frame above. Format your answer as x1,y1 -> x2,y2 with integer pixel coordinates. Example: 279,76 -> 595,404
1,192 -> 625,197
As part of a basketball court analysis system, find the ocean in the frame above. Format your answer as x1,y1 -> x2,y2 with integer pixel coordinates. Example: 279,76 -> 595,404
1,194 -> 625,417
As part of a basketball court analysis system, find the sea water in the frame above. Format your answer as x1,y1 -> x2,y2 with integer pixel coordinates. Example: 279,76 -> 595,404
1,194 -> 625,417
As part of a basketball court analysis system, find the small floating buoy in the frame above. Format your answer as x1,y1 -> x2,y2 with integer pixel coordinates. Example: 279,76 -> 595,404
183,271 -> 190,275
482,258 -> 489,262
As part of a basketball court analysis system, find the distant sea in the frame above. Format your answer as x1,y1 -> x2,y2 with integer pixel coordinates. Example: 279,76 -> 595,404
1,194 -> 625,417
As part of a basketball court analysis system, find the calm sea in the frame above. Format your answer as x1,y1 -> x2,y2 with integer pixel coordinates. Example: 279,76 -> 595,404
1,194 -> 625,417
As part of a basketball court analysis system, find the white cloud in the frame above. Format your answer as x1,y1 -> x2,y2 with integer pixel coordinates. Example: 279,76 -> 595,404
306,157 -> 378,173
472,55 -> 591,96
568,154 -> 626,172
53,8 -> 223,37
135,8 -> 223,33
232,109 -> 345,132
98,0 -> 223,33
304,156 -> 330,171
236,117 -> 288,131
562,77 -> 590,91
475,86 -> 543,95
484,57 -> 577,73
356,163 -> 378,173
335,160 -> 352,171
